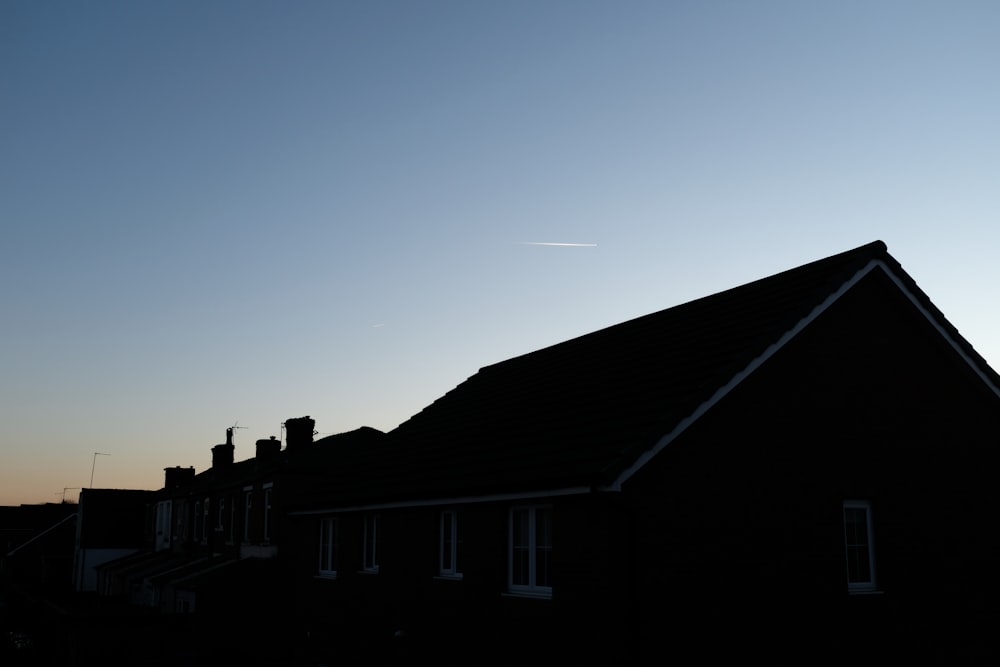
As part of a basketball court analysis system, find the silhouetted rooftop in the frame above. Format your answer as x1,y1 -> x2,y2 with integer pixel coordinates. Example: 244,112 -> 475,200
303,241 -> 1000,506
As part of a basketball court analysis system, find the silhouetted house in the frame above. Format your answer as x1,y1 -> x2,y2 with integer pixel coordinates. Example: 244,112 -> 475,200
97,426 -> 290,611
94,418 -> 385,661
72,488 -> 158,593
288,241 -> 1000,663
1,503 -> 78,595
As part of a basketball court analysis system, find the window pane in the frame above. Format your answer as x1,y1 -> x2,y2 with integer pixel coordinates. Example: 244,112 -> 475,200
844,505 -> 872,584
512,544 -> 530,586
513,509 -> 529,548
846,544 -> 871,583
845,507 -> 866,545
536,508 -> 552,548
455,524 -> 463,573
512,509 -> 530,585
364,515 -> 378,570
263,489 -> 272,540
536,508 -> 552,587
319,519 -> 333,571
441,511 -> 454,571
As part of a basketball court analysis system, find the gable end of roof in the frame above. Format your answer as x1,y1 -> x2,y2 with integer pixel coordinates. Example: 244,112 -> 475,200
606,254 -> 1000,491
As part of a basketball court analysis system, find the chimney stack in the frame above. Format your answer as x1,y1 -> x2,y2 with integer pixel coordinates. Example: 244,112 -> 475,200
256,435 -> 281,459
212,427 -> 236,468
164,466 -> 195,490
284,416 -> 315,450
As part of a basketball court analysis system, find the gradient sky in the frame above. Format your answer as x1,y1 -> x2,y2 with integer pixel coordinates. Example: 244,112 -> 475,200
2,0 -> 999,506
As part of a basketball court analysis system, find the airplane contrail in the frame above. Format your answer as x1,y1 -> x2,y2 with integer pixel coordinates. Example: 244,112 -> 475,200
517,242 -> 598,247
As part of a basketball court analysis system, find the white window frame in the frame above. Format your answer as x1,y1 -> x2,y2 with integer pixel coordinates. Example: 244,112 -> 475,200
228,495 -> 236,543
844,499 -> 877,592
201,496 -> 210,544
508,505 -> 552,597
438,510 -> 462,578
155,500 -> 172,552
363,514 -> 379,573
194,500 -> 203,542
318,517 -> 337,577
216,497 -> 225,531
243,487 -> 253,543
177,500 -> 188,541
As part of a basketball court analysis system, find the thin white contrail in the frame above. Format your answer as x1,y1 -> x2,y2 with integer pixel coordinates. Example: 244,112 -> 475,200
517,242 -> 598,247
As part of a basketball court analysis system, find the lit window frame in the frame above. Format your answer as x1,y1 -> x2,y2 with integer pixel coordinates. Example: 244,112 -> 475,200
438,510 -> 462,579
243,487 -> 253,543
262,484 -> 273,543
508,505 -> 552,597
362,514 -> 379,573
193,500 -> 203,542
318,517 -> 337,577
201,497 -> 210,544
216,497 -> 225,531
844,499 -> 877,593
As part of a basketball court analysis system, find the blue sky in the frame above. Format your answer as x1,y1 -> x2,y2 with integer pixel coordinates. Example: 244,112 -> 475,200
2,0 -> 998,505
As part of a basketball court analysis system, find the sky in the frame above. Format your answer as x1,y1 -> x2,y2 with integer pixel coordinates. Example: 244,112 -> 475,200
2,0 -> 998,506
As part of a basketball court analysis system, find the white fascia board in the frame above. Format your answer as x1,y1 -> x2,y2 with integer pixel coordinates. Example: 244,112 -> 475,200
6,512 -> 77,557
875,259 -> 1000,400
605,260 -> 884,492
289,485 -> 593,516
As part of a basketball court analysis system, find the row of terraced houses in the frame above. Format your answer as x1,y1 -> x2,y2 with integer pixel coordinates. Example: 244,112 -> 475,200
5,240 -> 1000,665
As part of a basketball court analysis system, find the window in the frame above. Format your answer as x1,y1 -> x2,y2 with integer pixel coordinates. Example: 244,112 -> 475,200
155,501 -> 172,552
439,510 -> 462,578
844,500 -> 876,592
509,505 -> 552,596
363,514 -> 379,573
217,497 -> 225,531
177,500 -> 188,542
201,497 -> 210,543
228,495 -> 236,543
194,500 -> 203,542
263,485 -> 273,542
243,489 -> 253,543
319,518 -> 337,577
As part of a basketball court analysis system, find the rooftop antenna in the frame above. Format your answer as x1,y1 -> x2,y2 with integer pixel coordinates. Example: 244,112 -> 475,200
90,452 -> 110,488
230,421 -> 248,443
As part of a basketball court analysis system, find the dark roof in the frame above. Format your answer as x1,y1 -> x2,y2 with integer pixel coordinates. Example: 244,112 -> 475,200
160,554 -> 276,591
314,241 -> 1000,507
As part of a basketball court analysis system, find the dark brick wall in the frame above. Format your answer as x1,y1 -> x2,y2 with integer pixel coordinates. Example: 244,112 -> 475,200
625,270 -> 1000,662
